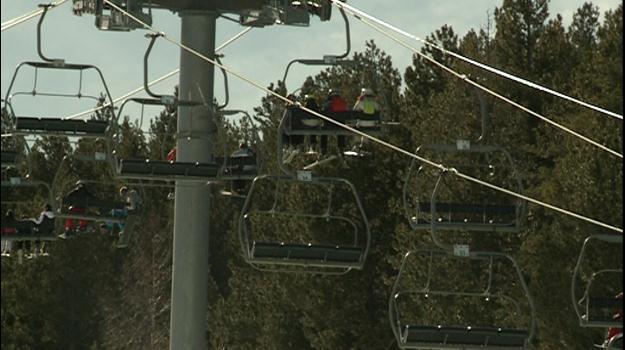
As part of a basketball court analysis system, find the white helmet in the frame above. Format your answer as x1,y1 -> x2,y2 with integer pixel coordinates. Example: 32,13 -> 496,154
361,88 -> 374,97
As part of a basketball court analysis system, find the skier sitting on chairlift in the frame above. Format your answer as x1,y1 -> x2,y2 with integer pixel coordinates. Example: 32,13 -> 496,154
298,95 -> 317,149
27,204 -> 55,257
116,186 -> 142,247
60,182 -> 93,238
350,88 -> 381,154
322,89 -> 349,153
353,88 -> 380,115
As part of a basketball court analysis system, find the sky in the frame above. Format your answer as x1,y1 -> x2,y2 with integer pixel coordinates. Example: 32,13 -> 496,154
1,0 -> 622,127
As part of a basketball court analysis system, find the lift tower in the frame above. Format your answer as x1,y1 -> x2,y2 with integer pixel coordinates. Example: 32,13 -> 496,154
72,0 -> 333,348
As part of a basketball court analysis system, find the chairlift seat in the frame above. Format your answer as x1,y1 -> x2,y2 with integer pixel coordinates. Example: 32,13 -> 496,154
284,109 -> 382,136
1,150 -> 18,167
15,117 -> 109,136
580,298 -> 624,326
251,241 -> 363,266
411,202 -> 519,232
589,298 -> 624,310
65,197 -> 126,213
1,221 -> 57,241
403,325 -> 529,349
118,159 -> 220,180
419,202 -> 517,216
224,153 -> 258,175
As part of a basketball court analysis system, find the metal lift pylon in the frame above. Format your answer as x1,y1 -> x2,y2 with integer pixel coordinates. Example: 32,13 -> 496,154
74,1 -> 337,348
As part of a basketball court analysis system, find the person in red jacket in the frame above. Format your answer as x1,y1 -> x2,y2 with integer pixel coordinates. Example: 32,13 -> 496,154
322,89 -> 349,153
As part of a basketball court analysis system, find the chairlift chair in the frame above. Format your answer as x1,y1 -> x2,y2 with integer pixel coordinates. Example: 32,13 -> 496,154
571,234 -> 623,329
3,5 -> 116,139
389,249 -> 536,350
239,173 -> 370,274
114,35 -> 222,184
55,180 -> 128,225
50,154 -> 127,226
403,141 -> 526,234
1,178 -> 57,242
114,99 -> 221,183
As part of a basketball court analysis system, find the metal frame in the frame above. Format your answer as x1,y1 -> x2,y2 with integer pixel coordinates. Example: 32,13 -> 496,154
389,249 -> 536,350
571,234 -> 624,328
238,173 -> 370,274
403,143 -> 526,236
114,97 -> 220,184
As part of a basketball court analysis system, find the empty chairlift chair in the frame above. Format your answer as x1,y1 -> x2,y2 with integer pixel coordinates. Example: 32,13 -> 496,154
115,34 -> 222,184
571,234 -> 623,329
389,249 -> 536,350
239,173 -> 370,274
3,5 -> 116,140
403,141 -> 526,234
113,98 -> 219,183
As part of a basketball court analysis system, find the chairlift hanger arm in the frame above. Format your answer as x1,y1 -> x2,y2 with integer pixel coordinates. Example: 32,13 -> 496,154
143,33 -> 200,106
144,33 -> 166,100
216,55 -> 229,110
281,6 -> 352,91
37,4 -> 65,65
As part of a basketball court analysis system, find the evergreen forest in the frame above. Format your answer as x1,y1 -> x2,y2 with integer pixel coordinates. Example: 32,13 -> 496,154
1,0 -> 623,349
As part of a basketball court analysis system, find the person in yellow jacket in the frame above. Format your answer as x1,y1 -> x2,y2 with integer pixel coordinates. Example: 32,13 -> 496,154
353,88 -> 380,115
349,88 -> 381,155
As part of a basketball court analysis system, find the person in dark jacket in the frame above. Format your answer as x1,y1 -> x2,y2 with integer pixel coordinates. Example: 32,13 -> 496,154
304,95 -> 322,154
61,182 -> 93,238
